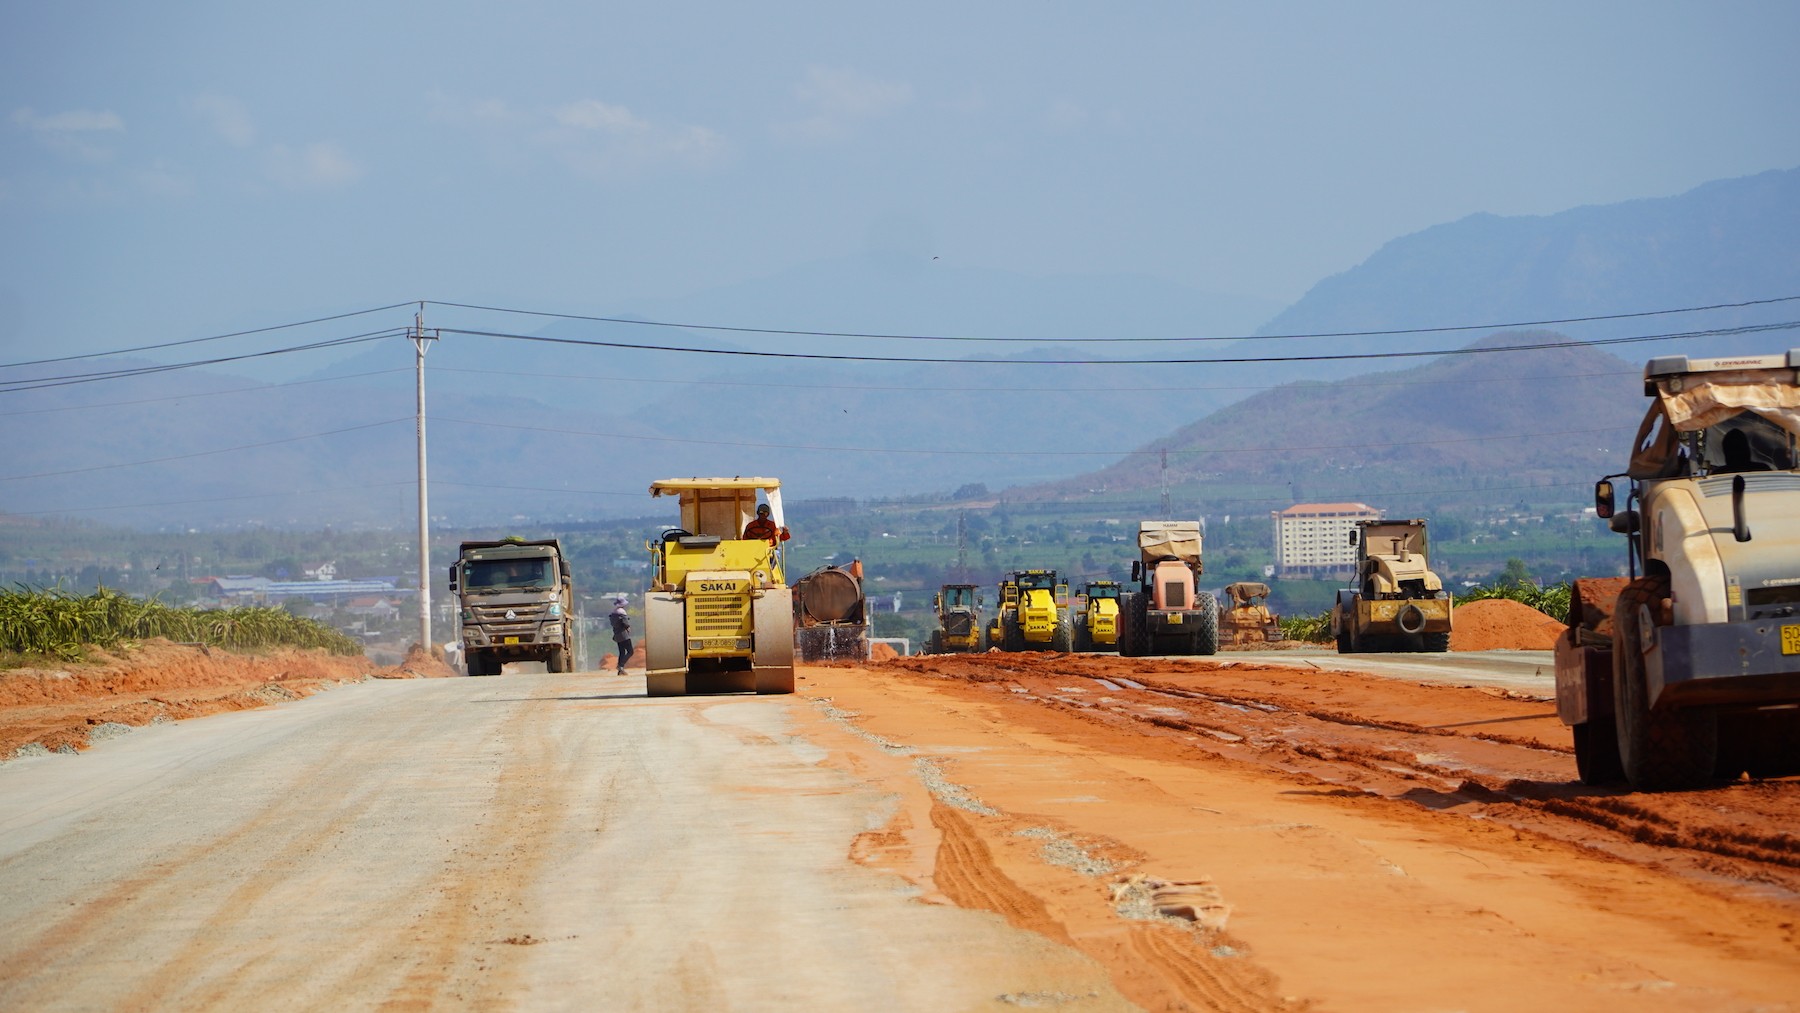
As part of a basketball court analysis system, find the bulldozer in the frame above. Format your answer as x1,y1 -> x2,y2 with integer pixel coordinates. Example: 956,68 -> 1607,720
925,583 -> 984,654
1072,580 -> 1121,652
641,477 -> 795,696
1118,521 -> 1218,656
992,569 -> 1073,652
1331,519 -> 1452,653
1218,582 -> 1286,648
792,561 -> 868,661
1556,349 -> 1800,790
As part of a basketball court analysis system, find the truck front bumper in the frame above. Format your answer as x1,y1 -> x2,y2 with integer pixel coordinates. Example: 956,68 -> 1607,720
1651,618 -> 1800,708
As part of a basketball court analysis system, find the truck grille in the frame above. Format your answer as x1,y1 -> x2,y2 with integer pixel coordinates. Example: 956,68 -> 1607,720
470,602 -> 548,638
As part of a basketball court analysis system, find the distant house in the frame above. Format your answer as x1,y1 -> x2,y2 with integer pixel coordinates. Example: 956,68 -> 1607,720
201,575 -> 272,601
346,596 -> 401,622
303,561 -> 338,581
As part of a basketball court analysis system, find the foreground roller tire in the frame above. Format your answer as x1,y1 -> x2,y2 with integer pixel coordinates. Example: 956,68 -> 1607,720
1052,612 -> 1074,653
1612,575 -> 1716,791
1573,720 -> 1625,786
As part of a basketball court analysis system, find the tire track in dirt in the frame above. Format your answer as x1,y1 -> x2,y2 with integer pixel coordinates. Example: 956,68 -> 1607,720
929,802 -> 1074,947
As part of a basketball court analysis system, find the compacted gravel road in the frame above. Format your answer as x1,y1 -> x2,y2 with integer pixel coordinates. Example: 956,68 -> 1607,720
1,652 -> 1796,1011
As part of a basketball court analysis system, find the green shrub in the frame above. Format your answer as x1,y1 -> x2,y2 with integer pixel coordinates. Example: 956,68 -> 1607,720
0,585 -> 363,661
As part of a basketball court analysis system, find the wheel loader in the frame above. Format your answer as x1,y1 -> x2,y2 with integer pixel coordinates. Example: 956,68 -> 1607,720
925,583 -> 984,654
1218,582 -> 1286,648
1072,580 -> 1121,652
1330,519 -> 1452,653
641,477 -> 795,696
993,569 -> 1073,652
1118,521 -> 1219,656
1555,349 -> 1800,790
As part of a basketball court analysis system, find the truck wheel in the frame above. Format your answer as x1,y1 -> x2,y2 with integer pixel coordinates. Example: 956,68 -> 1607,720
1573,721 -> 1624,785
547,647 -> 569,673
1422,631 -> 1451,653
1191,592 -> 1219,656
1612,575 -> 1716,791
1052,612 -> 1074,653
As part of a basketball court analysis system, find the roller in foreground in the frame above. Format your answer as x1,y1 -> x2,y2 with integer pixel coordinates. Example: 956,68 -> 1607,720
642,478 -> 795,696
1556,350 -> 1800,789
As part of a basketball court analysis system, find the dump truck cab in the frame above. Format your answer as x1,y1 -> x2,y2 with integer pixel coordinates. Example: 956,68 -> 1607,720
995,569 -> 1072,652
1331,519 -> 1452,654
1557,350 -> 1800,788
1072,580 -> 1121,652
448,538 -> 574,676
643,478 -> 795,696
926,583 -> 984,654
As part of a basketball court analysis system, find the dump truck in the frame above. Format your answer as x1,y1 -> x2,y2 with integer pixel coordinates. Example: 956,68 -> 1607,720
1330,519 -> 1452,654
1118,521 -> 1219,656
1072,580 -> 1121,652
926,583 -> 984,654
448,538 -> 575,676
993,569 -> 1073,652
1219,581 -> 1286,647
1555,350 -> 1800,790
642,477 -> 795,696
792,560 -> 869,661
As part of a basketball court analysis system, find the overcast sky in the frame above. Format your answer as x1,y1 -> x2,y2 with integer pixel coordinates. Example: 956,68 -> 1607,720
4,1 -> 1799,362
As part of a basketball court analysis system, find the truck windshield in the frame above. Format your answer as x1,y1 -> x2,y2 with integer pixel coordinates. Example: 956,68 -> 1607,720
466,557 -> 554,590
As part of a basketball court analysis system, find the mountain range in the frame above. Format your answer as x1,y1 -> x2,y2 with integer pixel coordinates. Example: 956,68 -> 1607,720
3,167 -> 1796,529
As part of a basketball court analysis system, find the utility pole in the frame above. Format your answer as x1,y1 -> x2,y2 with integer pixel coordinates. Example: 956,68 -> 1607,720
955,512 -> 968,582
1159,448 -> 1171,519
412,304 -> 438,652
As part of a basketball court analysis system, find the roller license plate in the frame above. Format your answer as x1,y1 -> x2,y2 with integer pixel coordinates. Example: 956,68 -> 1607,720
1782,624 -> 1800,656
1167,614 -> 1182,624
701,638 -> 737,650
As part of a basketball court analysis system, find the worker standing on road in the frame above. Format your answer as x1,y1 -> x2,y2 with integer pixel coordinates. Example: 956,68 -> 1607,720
609,596 -> 634,676
742,503 -> 790,546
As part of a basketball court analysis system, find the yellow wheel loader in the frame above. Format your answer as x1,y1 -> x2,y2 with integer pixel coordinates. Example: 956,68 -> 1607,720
1219,582 -> 1285,647
642,478 -> 795,696
926,583 -> 984,654
1556,350 -> 1800,790
1330,519 -> 1452,654
1072,580 -> 1121,652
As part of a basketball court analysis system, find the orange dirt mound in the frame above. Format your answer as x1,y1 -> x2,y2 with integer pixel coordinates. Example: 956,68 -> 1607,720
869,642 -> 900,662
1451,597 -> 1565,651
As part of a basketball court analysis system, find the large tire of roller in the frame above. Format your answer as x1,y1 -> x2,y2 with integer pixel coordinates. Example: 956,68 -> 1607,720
1612,574 -> 1716,791
1052,611 -> 1073,653
1573,720 -> 1624,786
1190,592 -> 1219,656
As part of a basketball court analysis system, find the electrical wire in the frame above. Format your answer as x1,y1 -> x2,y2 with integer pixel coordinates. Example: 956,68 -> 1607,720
0,417 -> 412,481
425,292 -> 1800,344
439,319 -> 1798,367
0,330 -> 406,394
0,302 -> 417,369
426,363 -> 1639,395
0,369 -> 412,417
4,481 -> 417,516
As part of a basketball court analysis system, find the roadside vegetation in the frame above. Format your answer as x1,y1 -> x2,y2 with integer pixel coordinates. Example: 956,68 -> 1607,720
0,586 -> 363,664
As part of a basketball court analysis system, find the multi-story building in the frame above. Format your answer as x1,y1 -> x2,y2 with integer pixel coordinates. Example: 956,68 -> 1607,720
1270,503 -> 1381,579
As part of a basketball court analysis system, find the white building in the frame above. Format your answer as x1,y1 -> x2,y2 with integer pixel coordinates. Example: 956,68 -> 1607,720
1270,502 -> 1381,579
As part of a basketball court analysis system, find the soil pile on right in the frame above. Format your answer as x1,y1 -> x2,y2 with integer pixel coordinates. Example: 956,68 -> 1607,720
1450,598 -> 1566,651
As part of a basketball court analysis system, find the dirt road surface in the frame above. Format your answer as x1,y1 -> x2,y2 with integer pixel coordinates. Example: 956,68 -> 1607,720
2,649 -> 1796,1011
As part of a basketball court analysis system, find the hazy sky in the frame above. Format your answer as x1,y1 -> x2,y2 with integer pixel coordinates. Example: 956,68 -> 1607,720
4,1 -> 1799,362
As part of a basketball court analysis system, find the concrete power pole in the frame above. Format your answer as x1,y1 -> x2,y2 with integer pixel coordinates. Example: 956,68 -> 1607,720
411,305 -> 438,653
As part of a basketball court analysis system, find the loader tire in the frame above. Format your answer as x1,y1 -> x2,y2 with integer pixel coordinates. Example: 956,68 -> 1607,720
925,630 -> 942,655
1612,575 -> 1716,791
1052,612 -> 1073,653
1191,593 -> 1219,656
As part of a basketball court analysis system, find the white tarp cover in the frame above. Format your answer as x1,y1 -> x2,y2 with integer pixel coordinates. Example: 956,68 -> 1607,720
1138,521 -> 1202,564
1628,370 -> 1800,478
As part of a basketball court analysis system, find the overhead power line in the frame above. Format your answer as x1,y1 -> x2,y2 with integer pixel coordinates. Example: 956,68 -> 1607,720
0,369 -> 412,418
441,319 -> 1800,367
0,330 -> 405,394
426,293 -> 1800,344
0,302 -> 416,370
5,480 -> 416,516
